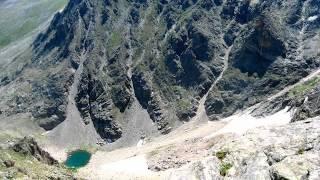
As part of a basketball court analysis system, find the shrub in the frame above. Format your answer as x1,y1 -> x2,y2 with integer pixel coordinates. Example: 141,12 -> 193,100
297,148 -> 304,155
215,150 -> 229,160
219,163 -> 232,176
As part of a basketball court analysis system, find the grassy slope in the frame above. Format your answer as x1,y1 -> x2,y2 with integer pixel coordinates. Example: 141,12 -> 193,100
0,134 -> 74,179
0,0 -> 68,49
289,76 -> 320,97
0,148 -> 75,179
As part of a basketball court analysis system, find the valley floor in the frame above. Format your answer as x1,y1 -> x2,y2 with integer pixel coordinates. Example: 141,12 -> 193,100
81,117 -> 319,180
43,105 -> 295,179
42,70 -> 320,180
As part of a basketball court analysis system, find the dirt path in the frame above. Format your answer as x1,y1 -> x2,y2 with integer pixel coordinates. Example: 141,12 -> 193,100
193,45 -> 232,122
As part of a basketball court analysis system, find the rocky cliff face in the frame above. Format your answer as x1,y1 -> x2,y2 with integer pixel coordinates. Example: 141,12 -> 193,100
0,0 -> 319,144
0,136 -> 74,179
11,137 -> 58,165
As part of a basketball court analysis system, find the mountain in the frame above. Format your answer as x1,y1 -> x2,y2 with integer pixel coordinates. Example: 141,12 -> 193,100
0,0 -> 320,179
1,0 -> 319,145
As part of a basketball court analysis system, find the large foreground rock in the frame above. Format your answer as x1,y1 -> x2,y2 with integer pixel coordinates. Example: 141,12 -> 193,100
169,118 -> 320,179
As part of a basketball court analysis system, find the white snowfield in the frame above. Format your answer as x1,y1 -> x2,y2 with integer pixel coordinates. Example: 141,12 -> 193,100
205,106 -> 294,139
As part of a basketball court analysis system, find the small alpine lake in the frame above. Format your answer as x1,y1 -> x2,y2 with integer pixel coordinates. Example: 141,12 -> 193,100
64,150 -> 91,169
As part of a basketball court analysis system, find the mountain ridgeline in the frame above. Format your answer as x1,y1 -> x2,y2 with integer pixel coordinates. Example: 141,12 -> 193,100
0,0 -> 319,143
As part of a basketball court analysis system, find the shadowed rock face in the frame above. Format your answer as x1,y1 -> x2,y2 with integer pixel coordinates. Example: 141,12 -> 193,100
0,136 -> 75,179
12,137 -> 58,165
75,70 -> 122,142
0,0 -> 319,143
165,24 -> 217,87
232,19 -> 286,77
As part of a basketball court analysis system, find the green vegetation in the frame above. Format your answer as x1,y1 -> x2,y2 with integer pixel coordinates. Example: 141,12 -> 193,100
297,148 -> 305,155
0,0 -> 68,48
219,162 -> 233,176
215,149 -> 232,176
137,6 -> 157,43
177,99 -> 192,111
288,77 -> 320,97
215,150 -> 229,160
0,148 -> 73,179
108,31 -> 123,49
174,86 -> 194,114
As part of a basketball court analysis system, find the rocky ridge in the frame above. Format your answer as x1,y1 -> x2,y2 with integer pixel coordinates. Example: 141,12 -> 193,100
0,136 -> 74,179
168,118 -> 320,180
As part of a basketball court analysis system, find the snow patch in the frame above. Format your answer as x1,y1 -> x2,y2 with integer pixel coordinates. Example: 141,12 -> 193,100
58,7 -> 65,13
205,107 -> 294,139
308,16 -> 318,22
137,139 -> 145,147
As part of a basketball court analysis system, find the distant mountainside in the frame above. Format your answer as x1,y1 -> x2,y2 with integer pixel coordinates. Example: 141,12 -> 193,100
0,0 -> 67,49
0,0 -> 319,146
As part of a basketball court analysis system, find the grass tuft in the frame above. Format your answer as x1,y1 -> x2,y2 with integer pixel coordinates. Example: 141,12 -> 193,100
288,77 -> 320,97
297,148 -> 305,155
215,150 -> 229,161
219,162 -> 232,176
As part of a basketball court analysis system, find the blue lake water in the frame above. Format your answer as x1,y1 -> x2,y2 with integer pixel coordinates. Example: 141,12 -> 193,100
64,150 -> 91,169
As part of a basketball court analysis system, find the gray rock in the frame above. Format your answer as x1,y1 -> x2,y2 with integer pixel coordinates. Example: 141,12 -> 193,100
167,118 -> 320,179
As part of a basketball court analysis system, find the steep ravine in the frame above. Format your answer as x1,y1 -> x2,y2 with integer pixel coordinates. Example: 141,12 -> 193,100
194,44 -> 232,122
296,0 -> 310,62
104,24 -> 159,150
47,21 -> 100,147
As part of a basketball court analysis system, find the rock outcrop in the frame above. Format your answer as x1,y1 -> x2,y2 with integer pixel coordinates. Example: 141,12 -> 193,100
11,137 -> 58,165
169,118 -> 320,179
0,137 -> 74,179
